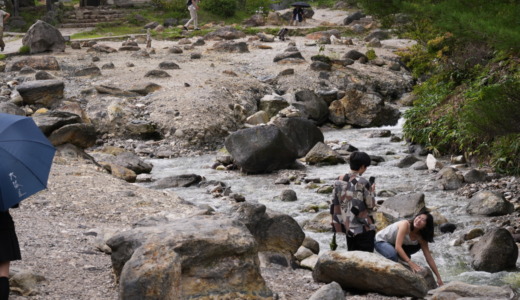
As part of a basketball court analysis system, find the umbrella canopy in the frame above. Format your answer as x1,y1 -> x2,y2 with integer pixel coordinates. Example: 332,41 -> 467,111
0,113 -> 56,211
291,1 -> 310,7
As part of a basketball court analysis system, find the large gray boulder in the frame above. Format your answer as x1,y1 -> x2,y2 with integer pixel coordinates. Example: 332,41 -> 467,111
436,167 -> 464,190
428,281 -> 518,299
309,281 -> 344,300
328,89 -> 401,127
224,125 -> 298,173
466,190 -> 514,216
313,250 -> 433,298
212,41 -> 249,53
48,123 -> 97,148
304,142 -> 345,165
289,90 -> 329,125
7,56 -> 61,72
258,94 -> 289,119
230,202 -> 305,257
0,103 -> 25,116
204,26 -> 246,40
106,216 -> 273,300
272,117 -> 324,157
377,192 -> 426,223
149,174 -> 202,189
16,80 -> 64,108
32,111 -> 82,136
470,228 -> 518,272
90,151 -> 153,175
22,20 -> 66,54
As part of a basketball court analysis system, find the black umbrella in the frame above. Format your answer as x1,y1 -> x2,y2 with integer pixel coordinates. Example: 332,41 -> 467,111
291,1 -> 310,7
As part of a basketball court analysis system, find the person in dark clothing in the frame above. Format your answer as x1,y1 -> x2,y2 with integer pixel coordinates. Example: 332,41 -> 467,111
290,6 -> 304,26
331,151 -> 376,252
0,209 -> 21,300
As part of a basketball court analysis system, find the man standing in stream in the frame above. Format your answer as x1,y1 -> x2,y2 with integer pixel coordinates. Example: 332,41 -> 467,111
331,151 -> 377,251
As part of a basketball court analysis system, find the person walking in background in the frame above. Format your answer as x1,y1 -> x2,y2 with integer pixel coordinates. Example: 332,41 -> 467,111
331,151 -> 376,252
375,211 -> 444,287
0,6 -> 11,51
0,209 -> 21,300
290,6 -> 304,26
183,0 -> 200,31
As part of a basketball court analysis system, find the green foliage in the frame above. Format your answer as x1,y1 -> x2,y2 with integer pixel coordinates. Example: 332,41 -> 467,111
355,0 -> 520,52
330,232 -> 337,251
0,54 -> 6,60
365,49 -> 376,60
240,0 -> 272,15
403,78 -> 460,154
201,0 -> 237,17
490,134 -> 520,175
71,25 -> 143,39
311,0 -> 339,9
239,26 -> 279,36
461,79 -> 520,140
18,45 -> 30,54
404,55 -> 520,174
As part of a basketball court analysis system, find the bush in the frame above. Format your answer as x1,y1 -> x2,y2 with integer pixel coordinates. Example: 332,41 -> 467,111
365,49 -> 376,60
19,45 -> 30,54
461,79 -> 520,140
201,0 -> 237,17
490,134 -> 520,175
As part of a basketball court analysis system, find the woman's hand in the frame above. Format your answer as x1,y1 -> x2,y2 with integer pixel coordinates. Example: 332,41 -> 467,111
408,261 -> 423,273
436,278 -> 444,286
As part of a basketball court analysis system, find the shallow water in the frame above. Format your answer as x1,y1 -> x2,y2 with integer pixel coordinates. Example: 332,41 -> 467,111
142,116 -> 520,290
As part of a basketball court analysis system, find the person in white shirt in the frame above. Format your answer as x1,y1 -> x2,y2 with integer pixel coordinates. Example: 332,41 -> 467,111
0,7 -> 11,51
375,212 -> 444,287
183,0 -> 200,31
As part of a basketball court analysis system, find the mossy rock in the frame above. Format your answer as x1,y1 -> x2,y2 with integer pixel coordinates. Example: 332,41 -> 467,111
310,55 -> 332,64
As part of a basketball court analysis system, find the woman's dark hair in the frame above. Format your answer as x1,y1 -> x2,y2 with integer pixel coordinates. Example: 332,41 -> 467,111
349,151 -> 371,171
409,212 -> 435,243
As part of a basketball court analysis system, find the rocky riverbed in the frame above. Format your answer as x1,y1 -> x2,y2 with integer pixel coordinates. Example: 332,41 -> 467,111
2,7 -> 518,300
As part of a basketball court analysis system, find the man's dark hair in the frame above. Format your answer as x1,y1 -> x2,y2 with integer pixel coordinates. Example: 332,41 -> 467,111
409,212 -> 435,243
349,151 -> 371,171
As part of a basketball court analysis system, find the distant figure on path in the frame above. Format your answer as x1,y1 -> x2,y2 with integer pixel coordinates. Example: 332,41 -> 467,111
290,6 -> 304,26
331,151 -> 376,252
0,6 -> 11,51
375,212 -> 444,287
0,209 -> 22,300
183,0 -> 200,31
277,28 -> 289,41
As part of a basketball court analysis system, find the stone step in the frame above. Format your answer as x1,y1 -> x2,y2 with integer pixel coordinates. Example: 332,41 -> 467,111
63,12 -> 126,18
61,17 -> 124,23
60,22 -> 103,28
60,7 -> 131,29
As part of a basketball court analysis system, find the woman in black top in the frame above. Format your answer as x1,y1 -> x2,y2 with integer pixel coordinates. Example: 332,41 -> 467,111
0,209 -> 21,300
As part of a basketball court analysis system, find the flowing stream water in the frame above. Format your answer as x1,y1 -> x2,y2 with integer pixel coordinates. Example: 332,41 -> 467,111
142,114 -> 520,291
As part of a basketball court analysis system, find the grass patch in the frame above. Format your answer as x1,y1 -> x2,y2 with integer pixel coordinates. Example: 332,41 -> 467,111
0,54 -> 7,60
18,45 -> 30,54
71,24 -> 146,40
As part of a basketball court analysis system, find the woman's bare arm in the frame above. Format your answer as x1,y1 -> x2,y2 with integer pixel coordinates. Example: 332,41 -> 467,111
420,240 -> 443,286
